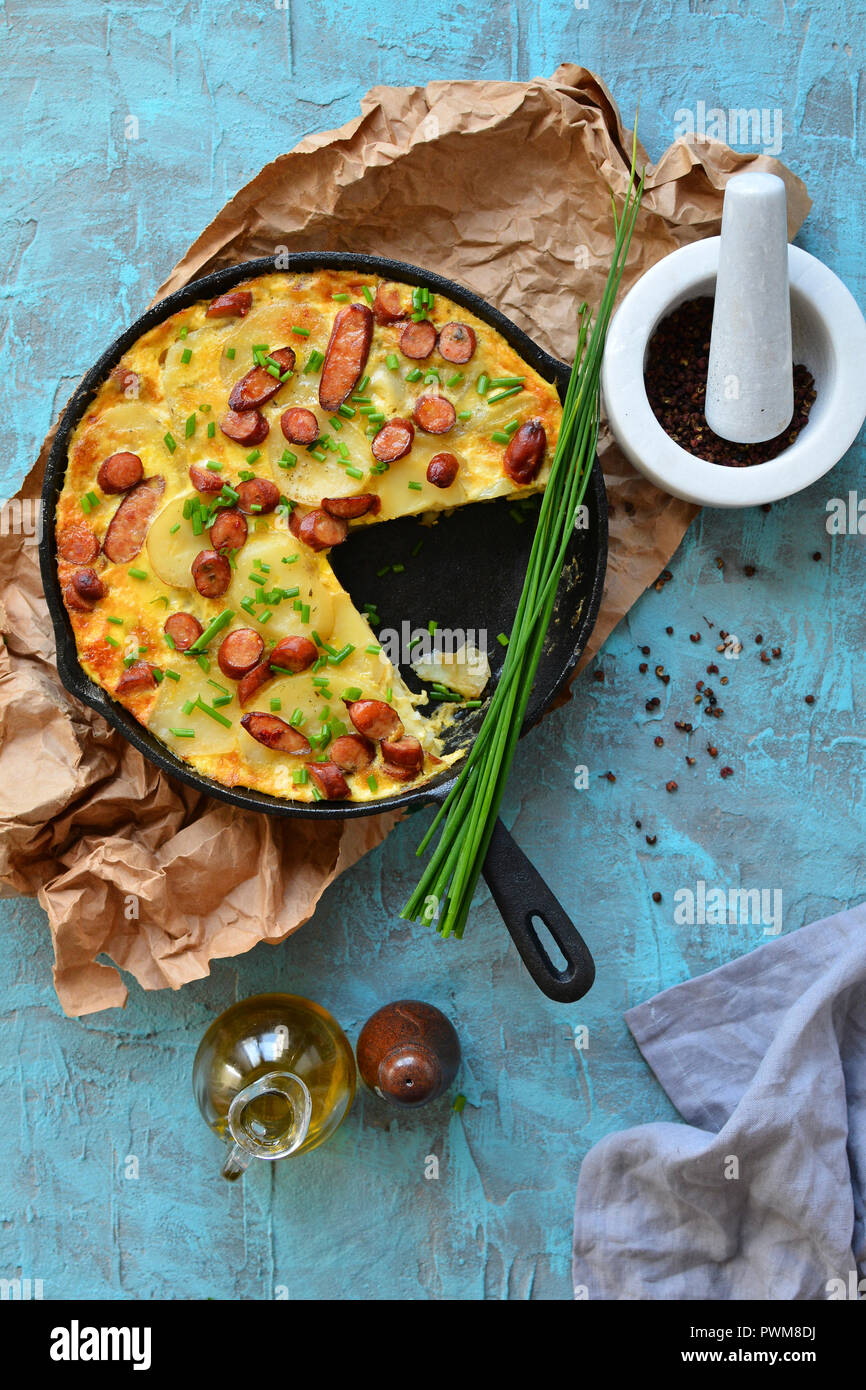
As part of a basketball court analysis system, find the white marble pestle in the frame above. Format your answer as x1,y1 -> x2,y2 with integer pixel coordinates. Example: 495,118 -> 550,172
705,171 -> 793,444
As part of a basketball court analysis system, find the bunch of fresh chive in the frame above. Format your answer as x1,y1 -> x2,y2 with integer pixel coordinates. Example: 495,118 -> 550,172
402,143 -> 644,941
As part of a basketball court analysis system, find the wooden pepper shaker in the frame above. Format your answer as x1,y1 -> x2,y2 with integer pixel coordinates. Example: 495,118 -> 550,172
357,1000 -> 461,1107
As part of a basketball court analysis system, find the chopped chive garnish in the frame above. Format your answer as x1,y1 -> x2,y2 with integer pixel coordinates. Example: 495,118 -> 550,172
337,404 -> 355,418
196,698 -> 232,728
178,326 -> 189,339
207,420 -> 215,437
206,460 -> 223,472
489,376 -> 525,388
491,430 -> 511,445
171,728 -> 196,738
504,418 -> 521,435
476,374 -> 490,395
330,643 -> 355,665
428,620 -> 438,634
196,655 -> 210,673
309,448 -> 327,463
457,410 -> 472,421
246,449 -> 261,464
225,347 -> 236,360
345,466 -> 364,480
408,481 -> 423,491
365,644 -> 381,654
106,615 -> 124,626
290,708 -> 305,727
258,609 -> 273,623
152,668 -> 165,683
446,372 -> 463,388
411,539 -> 424,556
181,348 -> 192,364
80,496 -> 93,514
164,668 -> 181,681
385,685 -> 393,701
105,635 -> 120,648
304,349 -> 325,373
293,768 -> 309,785
377,565 -> 390,578
164,433 -> 177,453
128,567 -> 148,580
392,562 -> 405,573
181,702 -> 195,715
357,375 -> 370,393
367,774 -> 378,792
291,325 -> 310,337
362,285 -> 375,305
405,368 -> 422,383
332,292 -> 350,302
386,353 -> 399,370
341,686 -> 362,701
185,414 -> 196,437
497,632 -> 509,646
487,386 -> 523,404
164,631 -> 177,650
270,697 -> 282,711
188,608 -> 234,653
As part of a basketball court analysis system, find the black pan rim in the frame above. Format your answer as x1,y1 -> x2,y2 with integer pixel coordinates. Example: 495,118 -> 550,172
40,252 -> 608,820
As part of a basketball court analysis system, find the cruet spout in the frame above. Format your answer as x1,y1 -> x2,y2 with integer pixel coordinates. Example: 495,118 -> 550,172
220,1070 -> 312,1181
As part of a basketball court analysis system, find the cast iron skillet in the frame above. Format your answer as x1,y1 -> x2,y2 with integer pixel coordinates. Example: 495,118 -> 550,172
40,253 -> 607,1003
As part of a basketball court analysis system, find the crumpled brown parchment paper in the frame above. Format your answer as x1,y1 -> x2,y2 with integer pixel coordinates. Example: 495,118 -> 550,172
0,65 -> 810,1015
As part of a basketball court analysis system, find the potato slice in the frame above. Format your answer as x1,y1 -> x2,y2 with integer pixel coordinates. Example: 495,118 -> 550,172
226,522 -> 337,644
147,493 -> 211,590
150,656 -> 237,756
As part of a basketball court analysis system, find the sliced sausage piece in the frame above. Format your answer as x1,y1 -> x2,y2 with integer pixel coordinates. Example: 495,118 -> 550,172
237,660 -> 272,707
426,452 -> 460,488
97,451 -> 143,494
164,612 -> 203,651
189,463 -> 226,493
296,509 -> 347,552
329,734 -> 375,774
321,493 -> 380,520
228,347 -> 295,411
306,761 -> 350,800
504,419 -> 547,485
110,365 -> 141,397
413,395 -> 456,435
72,568 -> 105,602
381,760 -> 421,783
206,290 -> 252,318
218,628 -> 265,679
209,508 -> 248,553
63,582 -> 94,613
373,281 -> 409,325
116,661 -> 157,695
102,476 -> 165,564
437,322 -> 476,364
345,699 -> 403,742
236,477 -> 280,515
319,304 -> 373,411
191,548 -> 231,598
380,735 -> 424,771
240,712 -> 311,754
280,407 -> 319,445
58,522 -> 99,564
371,417 -> 414,463
399,320 -> 437,360
219,408 -> 269,445
270,635 -> 318,673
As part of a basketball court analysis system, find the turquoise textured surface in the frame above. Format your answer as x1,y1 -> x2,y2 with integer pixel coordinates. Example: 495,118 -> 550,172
2,0 -> 864,1300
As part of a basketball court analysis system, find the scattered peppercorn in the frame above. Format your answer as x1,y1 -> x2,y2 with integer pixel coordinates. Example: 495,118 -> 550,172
771,647 -> 782,659
715,557 -> 724,570
654,736 -> 664,747
720,766 -> 734,778
686,756 -> 696,766
635,820 -> 642,829
689,632 -> 701,643
760,650 -> 771,664
640,645 -> 650,655
666,780 -> 678,793
652,891 -> 662,903
603,771 -> 617,781
720,676 -> 728,685
646,834 -> 657,846
593,669 -> 605,682
644,297 -> 816,466
646,697 -> 660,710
805,694 -> 816,705
707,663 -> 719,675
665,625 -> 674,635
761,503 -> 772,513
812,552 -> 821,561
755,634 -> 763,644
674,720 -> 693,733
707,744 -> 718,757
639,662 -> 648,674
744,565 -> 756,577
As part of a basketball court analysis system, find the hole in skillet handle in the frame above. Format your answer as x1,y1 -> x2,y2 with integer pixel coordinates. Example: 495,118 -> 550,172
480,818 -> 596,1003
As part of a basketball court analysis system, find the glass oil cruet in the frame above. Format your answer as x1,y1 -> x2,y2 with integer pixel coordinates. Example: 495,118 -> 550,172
193,993 -> 356,1180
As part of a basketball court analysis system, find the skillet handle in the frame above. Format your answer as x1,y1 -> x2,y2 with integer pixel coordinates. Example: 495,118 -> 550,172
481,818 -> 596,1003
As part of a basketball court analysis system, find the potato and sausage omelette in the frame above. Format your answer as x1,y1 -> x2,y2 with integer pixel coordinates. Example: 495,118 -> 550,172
56,269 -> 562,803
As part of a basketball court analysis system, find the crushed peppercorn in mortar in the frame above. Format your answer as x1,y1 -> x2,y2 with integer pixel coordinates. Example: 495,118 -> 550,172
644,296 -> 817,467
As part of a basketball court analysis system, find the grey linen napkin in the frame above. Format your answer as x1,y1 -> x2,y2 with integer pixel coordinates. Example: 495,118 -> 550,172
572,904 -> 866,1300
